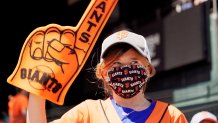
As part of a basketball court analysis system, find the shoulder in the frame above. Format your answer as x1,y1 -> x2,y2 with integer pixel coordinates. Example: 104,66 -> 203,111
167,103 -> 184,116
62,99 -> 102,115
77,98 -> 109,109
83,98 -> 104,105
155,100 -> 183,114
155,100 -> 188,123
83,98 -> 111,103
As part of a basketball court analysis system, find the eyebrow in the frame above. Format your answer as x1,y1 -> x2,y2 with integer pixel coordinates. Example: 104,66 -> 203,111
130,58 -> 138,60
115,57 -> 138,61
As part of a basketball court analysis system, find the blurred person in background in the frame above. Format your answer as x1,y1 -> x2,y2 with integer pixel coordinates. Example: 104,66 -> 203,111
190,111 -> 218,123
0,111 -> 8,123
192,0 -> 208,6
8,88 -> 28,123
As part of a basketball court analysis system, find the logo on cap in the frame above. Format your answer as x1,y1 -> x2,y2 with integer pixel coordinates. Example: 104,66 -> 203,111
116,31 -> 128,40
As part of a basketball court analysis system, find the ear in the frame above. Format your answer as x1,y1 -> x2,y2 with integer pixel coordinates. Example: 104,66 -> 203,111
148,64 -> 156,77
145,64 -> 155,77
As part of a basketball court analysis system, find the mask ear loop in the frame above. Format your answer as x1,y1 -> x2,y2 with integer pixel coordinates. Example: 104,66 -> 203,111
143,65 -> 151,94
145,63 -> 153,82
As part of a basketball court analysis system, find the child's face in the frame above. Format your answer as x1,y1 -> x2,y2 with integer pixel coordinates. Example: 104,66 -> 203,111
102,48 -> 151,81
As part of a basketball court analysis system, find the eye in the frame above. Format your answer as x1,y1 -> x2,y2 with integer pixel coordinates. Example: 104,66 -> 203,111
131,60 -> 139,65
112,61 -> 122,67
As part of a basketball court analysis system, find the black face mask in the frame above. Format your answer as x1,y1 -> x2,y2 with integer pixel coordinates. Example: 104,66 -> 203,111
107,64 -> 147,99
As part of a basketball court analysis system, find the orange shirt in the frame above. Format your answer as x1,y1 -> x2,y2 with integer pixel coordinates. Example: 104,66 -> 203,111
8,93 -> 28,123
50,98 -> 188,123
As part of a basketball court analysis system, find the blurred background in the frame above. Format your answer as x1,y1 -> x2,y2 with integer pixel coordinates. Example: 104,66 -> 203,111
0,0 -> 217,122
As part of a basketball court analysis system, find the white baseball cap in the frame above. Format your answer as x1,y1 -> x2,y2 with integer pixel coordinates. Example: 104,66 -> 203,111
100,30 -> 156,76
100,30 -> 151,63
190,111 -> 217,123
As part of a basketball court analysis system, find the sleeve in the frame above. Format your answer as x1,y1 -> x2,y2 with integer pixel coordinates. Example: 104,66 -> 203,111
49,101 -> 89,123
168,105 -> 188,123
20,95 -> 28,115
175,113 -> 188,123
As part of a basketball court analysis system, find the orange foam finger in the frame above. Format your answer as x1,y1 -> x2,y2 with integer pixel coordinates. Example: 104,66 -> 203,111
7,0 -> 118,105
29,31 -> 44,60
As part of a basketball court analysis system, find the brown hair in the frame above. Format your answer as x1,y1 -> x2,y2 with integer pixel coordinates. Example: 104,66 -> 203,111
95,43 -> 155,98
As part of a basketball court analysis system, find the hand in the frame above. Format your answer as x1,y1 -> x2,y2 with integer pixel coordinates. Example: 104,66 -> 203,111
26,25 -> 80,93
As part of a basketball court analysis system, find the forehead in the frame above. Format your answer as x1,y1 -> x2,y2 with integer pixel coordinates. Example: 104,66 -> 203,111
116,48 -> 148,62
